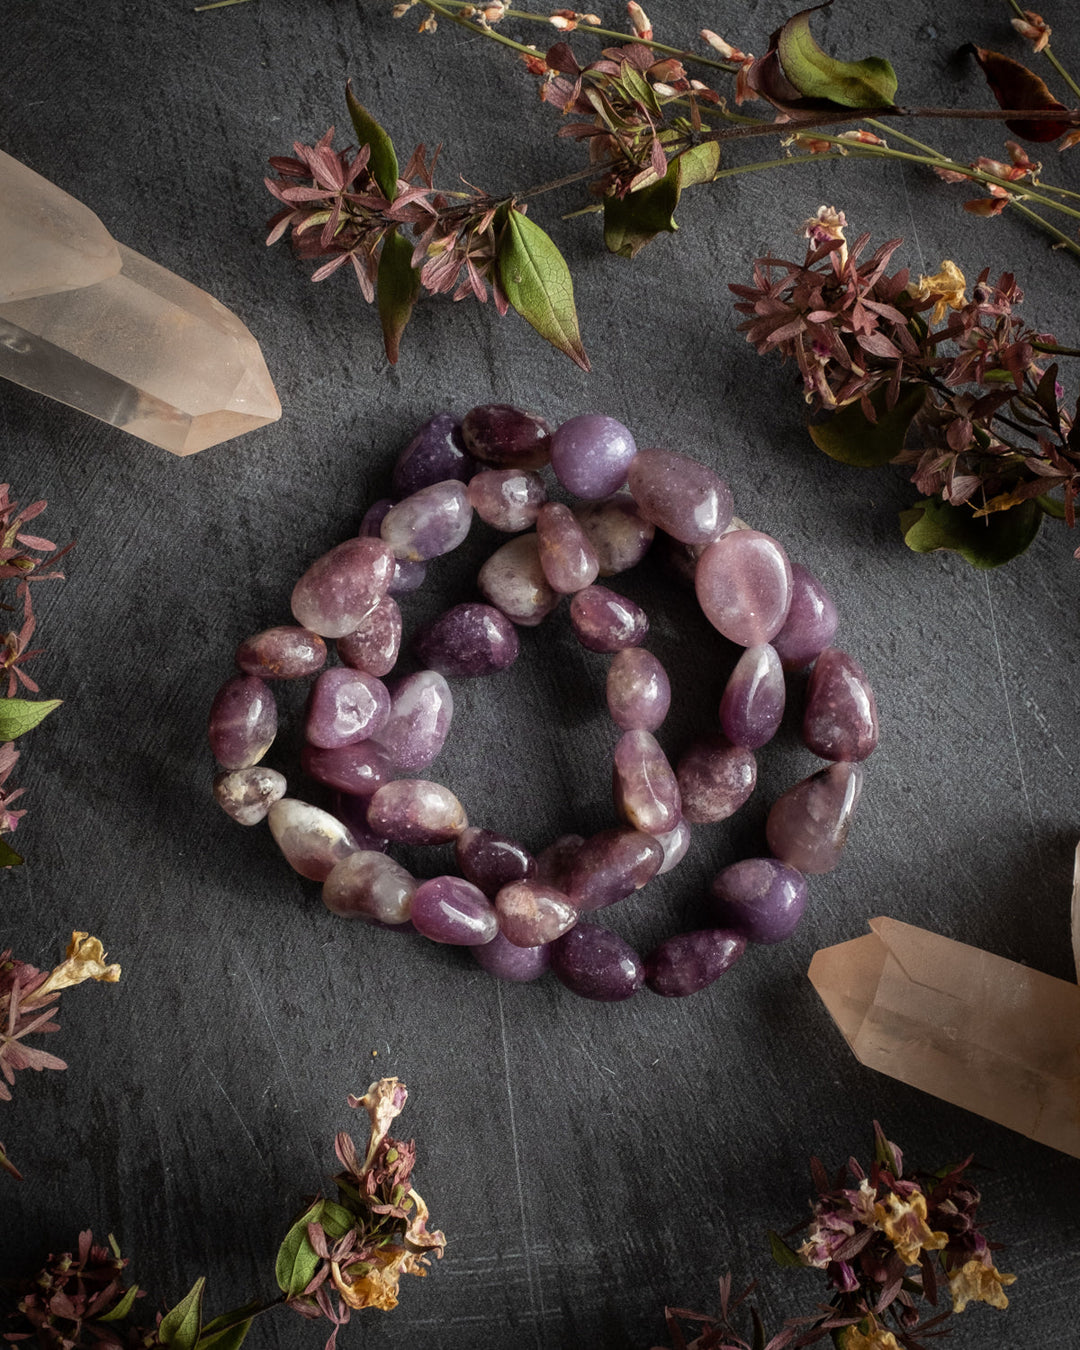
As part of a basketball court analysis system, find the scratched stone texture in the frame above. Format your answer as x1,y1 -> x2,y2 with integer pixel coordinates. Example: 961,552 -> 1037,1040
2,0 -> 1080,1346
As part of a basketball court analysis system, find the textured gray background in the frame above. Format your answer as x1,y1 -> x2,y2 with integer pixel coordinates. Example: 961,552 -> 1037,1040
2,0 -> 1079,1346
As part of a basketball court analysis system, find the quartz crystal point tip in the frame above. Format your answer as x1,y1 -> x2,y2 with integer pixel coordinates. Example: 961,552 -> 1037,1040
0,150 -> 280,455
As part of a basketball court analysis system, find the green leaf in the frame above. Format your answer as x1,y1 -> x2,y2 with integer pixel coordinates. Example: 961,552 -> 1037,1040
675,140 -> 721,188
767,1229 -> 806,1269
196,1317 -> 254,1350
320,1199 -> 355,1240
777,4 -> 897,109
275,1202 -> 324,1297
159,1278 -> 205,1350
345,82 -> 399,199
602,142 -> 719,259
0,837 -> 23,868
497,206 -> 590,371
808,384 -> 925,467
377,229 -> 420,365
98,1284 -> 141,1323
1037,492 -> 1066,519
900,496 -> 1042,569
0,697 -> 62,740
619,64 -> 662,118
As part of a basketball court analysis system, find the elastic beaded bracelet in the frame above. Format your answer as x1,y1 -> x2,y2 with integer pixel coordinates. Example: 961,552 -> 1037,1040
208,405 -> 878,1002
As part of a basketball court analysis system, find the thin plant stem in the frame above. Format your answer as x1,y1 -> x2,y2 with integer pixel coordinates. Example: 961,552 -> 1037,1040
1007,198 -> 1080,257
1034,341 -> 1080,356
1005,0 -> 1080,101
420,0 -> 539,56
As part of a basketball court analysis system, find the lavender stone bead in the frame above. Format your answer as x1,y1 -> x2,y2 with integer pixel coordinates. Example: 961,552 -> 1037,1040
291,537 -> 396,639
772,563 -> 838,669
332,792 -> 390,853
550,414 -> 637,499
391,411 -> 474,496
411,876 -> 497,945
696,530 -> 793,647
536,502 -> 600,594
573,493 -> 655,576
472,931 -> 551,982
496,881 -> 579,947
235,626 -> 327,680
613,730 -> 681,835
374,670 -> 453,770
551,924 -> 644,1001
267,799 -> 358,882
627,448 -> 734,545
323,851 -> 417,924
766,761 -> 864,874
468,469 -> 546,532
653,817 -> 691,875
711,858 -> 807,944
366,779 -> 468,844
645,929 -> 746,998
305,667 -> 390,750
381,480 -> 472,562
455,827 -> 536,898
570,585 -> 648,652
301,740 -> 392,798
461,404 -> 552,470
676,735 -> 757,825
803,648 -> 879,762
359,500 -> 427,593
208,675 -> 277,770
213,766 -> 287,826
606,648 -> 670,732
534,834 -> 584,889
336,596 -> 402,678
719,643 -> 785,749
564,828 -> 663,911
413,602 -> 520,677
477,534 -> 560,627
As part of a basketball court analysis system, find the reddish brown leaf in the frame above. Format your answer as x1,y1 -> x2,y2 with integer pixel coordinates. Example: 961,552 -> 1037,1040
970,46 -> 1071,142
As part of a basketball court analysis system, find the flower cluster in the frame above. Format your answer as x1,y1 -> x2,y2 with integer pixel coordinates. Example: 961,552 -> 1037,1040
2,1230 -> 145,1347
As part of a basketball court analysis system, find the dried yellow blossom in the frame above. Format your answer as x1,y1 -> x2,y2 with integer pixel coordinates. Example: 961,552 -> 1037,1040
332,1247 -> 415,1312
843,1325 -> 902,1350
949,1259 -> 1017,1313
34,933 -> 121,999
874,1190 -> 948,1266
913,260 -> 967,324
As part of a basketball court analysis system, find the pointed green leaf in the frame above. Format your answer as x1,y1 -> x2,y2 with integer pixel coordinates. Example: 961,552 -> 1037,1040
275,1202 -> 324,1297
320,1199 -> 355,1240
602,142 -> 719,259
0,837 -> 23,868
619,64 -> 663,117
675,140 -> 720,187
377,229 -> 420,365
159,1278 -> 205,1350
767,1230 -> 806,1269
0,698 -> 62,740
497,207 -> 590,371
777,5 -> 897,109
196,1318 -> 253,1350
345,83 -> 399,199
808,384 -> 925,467
98,1284 -> 141,1323
900,497 -> 1042,568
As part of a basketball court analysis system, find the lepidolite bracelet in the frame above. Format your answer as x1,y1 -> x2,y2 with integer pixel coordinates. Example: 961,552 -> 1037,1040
208,406 -> 877,1001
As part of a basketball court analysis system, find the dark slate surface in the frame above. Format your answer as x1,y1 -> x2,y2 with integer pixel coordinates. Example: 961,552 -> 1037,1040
2,1 -> 1079,1346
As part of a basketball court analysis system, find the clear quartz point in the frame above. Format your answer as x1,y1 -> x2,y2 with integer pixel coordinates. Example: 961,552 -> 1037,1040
0,150 -> 280,455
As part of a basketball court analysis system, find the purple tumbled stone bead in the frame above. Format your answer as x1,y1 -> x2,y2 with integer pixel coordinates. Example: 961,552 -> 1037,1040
644,929 -> 746,998
719,643 -> 785,749
305,667 -> 390,750
472,931 -> 551,982
366,779 -> 468,844
551,924 -> 644,1001
336,596 -> 402,678
563,827 -> 663,911
213,766 -> 287,826
711,858 -> 807,944
772,563 -> 838,669
359,499 -> 427,593
235,626 -> 327,680
569,585 -> 648,652
653,817 -> 691,875
323,851 -> 417,924
612,730 -> 681,835
468,469 -> 546,532
413,602 -> 520,677
461,404 -> 552,469
301,740 -> 392,798
606,648 -> 670,731
411,875 -> 497,945
291,537 -> 396,639
496,881 -> 579,947
766,761 -> 864,874
550,414 -> 637,499
536,502 -> 600,594
331,792 -> 390,852
391,412 -> 474,496
208,675 -> 277,770
803,648 -> 879,762
267,798 -> 358,882
627,448 -> 734,545
380,480 -> 472,562
695,531 -> 793,647
534,834 -> 584,889
455,827 -> 536,898
676,735 -> 757,825
477,534 -> 560,627
573,493 -> 655,576
374,670 -> 453,770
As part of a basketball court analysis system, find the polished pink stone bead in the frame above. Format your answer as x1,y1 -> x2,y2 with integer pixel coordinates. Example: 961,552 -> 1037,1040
573,493 -> 655,576
235,626 -> 327,680
391,411 -> 474,496
550,414 -> 637,499
461,404 -> 552,470
676,735 -> 757,825
495,881 -> 579,947
411,875 -> 497,945
719,643 -> 785,749
550,924 -> 643,1001
213,766 -> 287,826
336,596 -> 402,678
359,499 -> 426,593
803,648 -> 878,762
300,740 -> 392,798
563,827 -> 663,910
569,585 -> 648,652
534,833 -> 584,889
653,817 -> 691,875
455,827 -> 536,898
208,675 -> 277,770
695,530 -> 793,646
374,670 -> 453,770
536,502 -> 600,594
766,761 -> 864,874
467,469 -> 546,532
644,929 -> 745,998
413,602 -> 520,677
772,563 -> 838,669
291,537 -> 396,639
366,779 -> 468,845
476,533 -> 560,627
627,448 -> 733,545
322,851 -> 417,924
267,798 -> 359,882
304,667 -> 390,749
606,648 -> 671,732
612,730 -> 681,835
380,480 -> 472,562
472,931 -> 551,982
